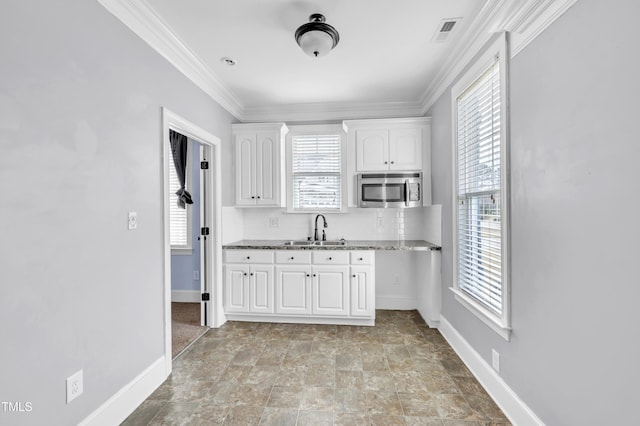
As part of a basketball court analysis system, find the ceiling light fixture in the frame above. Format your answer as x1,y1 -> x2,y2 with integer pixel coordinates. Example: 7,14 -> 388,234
221,57 -> 236,66
295,13 -> 340,58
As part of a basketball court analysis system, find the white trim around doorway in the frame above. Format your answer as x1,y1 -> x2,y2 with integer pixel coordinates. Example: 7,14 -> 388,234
162,108 -> 226,377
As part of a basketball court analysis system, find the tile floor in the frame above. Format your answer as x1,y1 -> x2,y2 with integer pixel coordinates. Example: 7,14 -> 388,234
123,310 -> 510,425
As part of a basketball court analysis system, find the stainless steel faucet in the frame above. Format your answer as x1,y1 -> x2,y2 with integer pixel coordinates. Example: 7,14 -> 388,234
314,214 -> 328,241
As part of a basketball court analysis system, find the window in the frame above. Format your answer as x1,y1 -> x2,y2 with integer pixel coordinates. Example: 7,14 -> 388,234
451,34 -> 511,340
287,125 -> 345,212
169,144 -> 192,253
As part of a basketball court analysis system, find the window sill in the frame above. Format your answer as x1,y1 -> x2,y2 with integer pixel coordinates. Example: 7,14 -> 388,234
171,247 -> 193,256
449,287 -> 511,341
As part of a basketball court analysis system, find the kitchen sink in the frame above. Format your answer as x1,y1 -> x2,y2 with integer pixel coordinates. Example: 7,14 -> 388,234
282,240 -> 347,246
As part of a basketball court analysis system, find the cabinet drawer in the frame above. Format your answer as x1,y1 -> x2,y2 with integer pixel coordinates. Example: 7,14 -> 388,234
312,251 -> 349,265
350,251 -> 374,265
275,250 -> 311,264
225,250 -> 274,264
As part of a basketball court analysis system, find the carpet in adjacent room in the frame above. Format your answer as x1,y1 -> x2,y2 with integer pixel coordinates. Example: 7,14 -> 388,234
171,302 -> 207,358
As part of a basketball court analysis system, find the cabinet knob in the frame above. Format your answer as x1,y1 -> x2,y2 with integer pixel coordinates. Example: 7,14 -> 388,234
251,196 -> 255,199
246,256 -> 251,260
313,274 -> 317,277
257,196 -> 261,199
250,273 -> 254,276
390,161 -> 395,164
352,274 -> 356,278
384,161 -> 388,164
358,257 -> 363,261
328,257 -> 332,260
306,274 -> 310,277
290,256 -> 294,260
243,273 -> 248,276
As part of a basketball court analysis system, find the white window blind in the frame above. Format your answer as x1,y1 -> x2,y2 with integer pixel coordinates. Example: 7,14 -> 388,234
169,149 -> 188,247
291,134 -> 342,210
456,59 -> 503,315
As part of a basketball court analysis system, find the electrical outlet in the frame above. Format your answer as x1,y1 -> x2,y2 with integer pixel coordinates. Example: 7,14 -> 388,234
128,211 -> 137,230
66,370 -> 83,404
393,274 -> 400,286
269,217 -> 279,228
193,270 -> 200,281
492,349 -> 500,373
376,218 -> 384,228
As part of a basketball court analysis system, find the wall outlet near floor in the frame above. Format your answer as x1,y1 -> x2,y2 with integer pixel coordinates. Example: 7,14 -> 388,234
193,270 -> 200,281
492,349 -> 500,373
66,370 -> 83,404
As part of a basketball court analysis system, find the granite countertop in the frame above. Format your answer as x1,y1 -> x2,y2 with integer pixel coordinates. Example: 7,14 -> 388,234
223,239 -> 441,251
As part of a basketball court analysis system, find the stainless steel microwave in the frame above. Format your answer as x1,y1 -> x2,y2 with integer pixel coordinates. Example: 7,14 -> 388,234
357,172 -> 423,208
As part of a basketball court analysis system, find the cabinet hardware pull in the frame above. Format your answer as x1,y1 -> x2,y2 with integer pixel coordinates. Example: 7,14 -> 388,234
384,161 -> 388,164
290,257 -> 294,260
390,161 -> 395,164
313,274 -> 317,277
246,256 -> 251,259
352,274 -> 356,277
257,196 -> 261,199
306,274 -> 310,277
251,196 -> 255,199
250,273 -> 254,276
328,257 -> 332,260
358,257 -> 363,261
243,273 -> 247,276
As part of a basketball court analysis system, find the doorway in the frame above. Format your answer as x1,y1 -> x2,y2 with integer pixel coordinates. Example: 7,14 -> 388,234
169,139 -> 206,358
162,108 -> 224,376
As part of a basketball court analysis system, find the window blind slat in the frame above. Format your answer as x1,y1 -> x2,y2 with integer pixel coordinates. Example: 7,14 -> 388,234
292,134 -> 342,210
456,59 -> 504,316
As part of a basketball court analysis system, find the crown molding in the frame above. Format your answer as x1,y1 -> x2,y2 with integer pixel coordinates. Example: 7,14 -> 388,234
419,0 -> 578,114
241,100 -> 425,123
98,0 -> 577,122
97,0 -> 244,119
502,0 -> 579,57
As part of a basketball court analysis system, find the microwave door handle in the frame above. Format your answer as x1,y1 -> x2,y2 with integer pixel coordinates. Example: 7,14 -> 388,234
404,181 -> 409,207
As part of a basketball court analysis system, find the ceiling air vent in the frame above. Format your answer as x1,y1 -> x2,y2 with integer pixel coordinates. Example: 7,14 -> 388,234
432,18 -> 461,42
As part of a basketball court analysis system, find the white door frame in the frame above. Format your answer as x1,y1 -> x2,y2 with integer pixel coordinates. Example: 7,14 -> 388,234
162,107 -> 225,376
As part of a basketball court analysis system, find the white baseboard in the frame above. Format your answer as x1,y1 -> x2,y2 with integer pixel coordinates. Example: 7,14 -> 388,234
171,290 -> 200,303
79,356 -> 167,426
376,296 -> 416,310
438,317 -> 545,426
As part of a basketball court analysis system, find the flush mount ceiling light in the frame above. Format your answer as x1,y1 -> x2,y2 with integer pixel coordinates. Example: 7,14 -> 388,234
295,13 -> 340,58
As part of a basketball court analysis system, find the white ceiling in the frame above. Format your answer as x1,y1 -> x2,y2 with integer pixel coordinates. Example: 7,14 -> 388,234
100,0 -> 577,121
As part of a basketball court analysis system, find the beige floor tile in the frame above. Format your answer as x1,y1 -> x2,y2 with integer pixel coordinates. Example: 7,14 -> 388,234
127,311 -> 508,426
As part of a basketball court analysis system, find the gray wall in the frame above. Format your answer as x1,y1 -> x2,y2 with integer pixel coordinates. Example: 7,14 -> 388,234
0,0 -> 234,424
429,0 -> 640,424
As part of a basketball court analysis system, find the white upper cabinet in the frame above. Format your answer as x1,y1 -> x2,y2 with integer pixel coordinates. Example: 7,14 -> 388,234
344,117 -> 432,207
233,123 -> 288,207
349,118 -> 427,172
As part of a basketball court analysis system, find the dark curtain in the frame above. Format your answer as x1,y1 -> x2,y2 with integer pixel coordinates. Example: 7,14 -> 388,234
170,130 -> 193,209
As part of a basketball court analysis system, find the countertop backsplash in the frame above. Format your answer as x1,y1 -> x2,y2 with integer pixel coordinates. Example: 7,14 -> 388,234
223,205 -> 441,245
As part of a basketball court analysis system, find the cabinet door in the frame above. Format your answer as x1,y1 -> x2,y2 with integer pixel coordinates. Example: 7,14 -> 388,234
312,266 -> 349,316
350,266 -> 374,317
256,132 -> 279,206
389,127 -> 422,170
356,129 -> 389,171
249,265 -> 274,313
275,266 -> 311,315
235,133 -> 257,205
224,265 -> 249,313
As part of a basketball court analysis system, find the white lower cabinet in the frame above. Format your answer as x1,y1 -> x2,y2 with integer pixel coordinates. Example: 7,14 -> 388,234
312,266 -> 349,316
275,266 -> 311,315
224,264 -> 274,314
224,249 -> 375,325
350,266 -> 375,317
